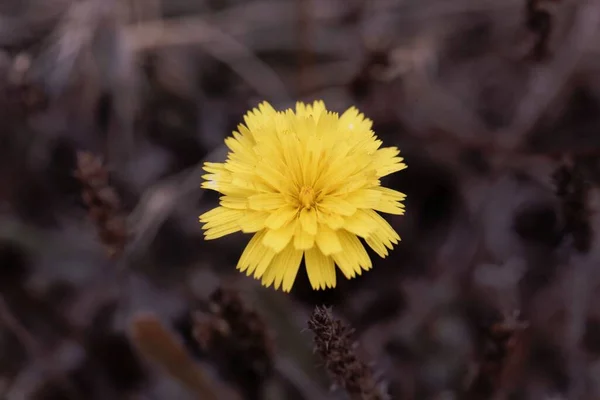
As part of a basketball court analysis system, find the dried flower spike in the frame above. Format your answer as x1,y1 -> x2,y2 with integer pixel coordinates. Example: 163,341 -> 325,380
75,151 -> 127,259
199,101 -> 406,291
193,287 -> 274,397
308,306 -> 386,400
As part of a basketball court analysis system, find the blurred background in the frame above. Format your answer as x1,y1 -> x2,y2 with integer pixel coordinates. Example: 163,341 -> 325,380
1,0 -> 600,399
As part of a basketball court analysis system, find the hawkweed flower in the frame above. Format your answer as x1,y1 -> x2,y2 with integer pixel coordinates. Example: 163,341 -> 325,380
199,101 -> 406,292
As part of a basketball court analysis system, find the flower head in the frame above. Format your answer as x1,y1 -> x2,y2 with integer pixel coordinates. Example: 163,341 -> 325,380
200,101 -> 406,292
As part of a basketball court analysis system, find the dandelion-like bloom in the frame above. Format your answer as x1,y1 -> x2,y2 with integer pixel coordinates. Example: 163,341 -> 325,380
199,101 -> 406,292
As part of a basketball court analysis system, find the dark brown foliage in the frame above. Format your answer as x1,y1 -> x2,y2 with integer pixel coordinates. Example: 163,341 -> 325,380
74,151 -> 127,259
2,52 -> 48,115
348,48 -> 390,100
308,306 -> 386,400
525,0 -> 560,61
464,311 -> 529,399
193,286 -> 275,399
553,161 -> 592,253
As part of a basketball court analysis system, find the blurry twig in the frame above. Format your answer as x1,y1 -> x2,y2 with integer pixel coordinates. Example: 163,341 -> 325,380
32,0 -> 137,171
0,295 -> 81,399
0,296 -> 38,356
125,16 -> 291,104
130,312 -> 239,400
35,0 -> 122,96
126,144 -> 228,259
403,72 -> 493,143
0,0 -> 72,48
498,0 -> 600,150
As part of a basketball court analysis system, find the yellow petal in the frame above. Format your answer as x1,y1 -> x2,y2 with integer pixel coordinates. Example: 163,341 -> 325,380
318,197 -> 356,216
224,159 -> 254,174
366,210 -> 400,243
199,207 -> 242,224
260,263 -> 277,289
372,147 -> 407,177
315,225 -> 342,255
247,247 -> 276,277
204,222 -> 241,240
375,186 -> 407,201
364,211 -> 401,257
254,163 -> 292,194
337,230 -> 372,270
251,245 -> 277,278
200,207 -> 245,239
373,187 -> 406,215
202,162 -> 227,174
344,189 -> 382,209
282,250 -> 304,292
343,210 -> 378,238
318,211 -> 345,230
262,220 -> 297,252
264,205 -> 298,230
237,231 -> 268,273
332,250 -> 359,279
201,180 -> 254,196
365,235 -> 388,257
267,243 -> 304,291
238,211 -> 269,233
259,241 -> 304,292
320,254 -> 336,289
374,199 -> 405,215
305,247 -> 335,289
219,196 -> 247,209
294,223 -> 315,250
299,208 -> 318,235
366,226 -> 400,255
248,193 -> 288,211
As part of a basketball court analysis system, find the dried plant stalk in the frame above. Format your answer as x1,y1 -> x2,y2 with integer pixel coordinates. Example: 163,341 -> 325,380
307,306 -> 387,400
464,311 -> 529,399
194,286 -> 275,396
74,151 -> 127,259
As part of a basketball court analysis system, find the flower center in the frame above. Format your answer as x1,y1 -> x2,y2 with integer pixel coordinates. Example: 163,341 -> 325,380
298,186 -> 316,209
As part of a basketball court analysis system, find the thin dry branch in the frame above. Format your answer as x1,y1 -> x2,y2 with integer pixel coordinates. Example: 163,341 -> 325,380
125,144 -> 228,259
498,0 -> 600,150
125,16 -> 291,104
0,295 -> 81,399
130,312 -> 240,400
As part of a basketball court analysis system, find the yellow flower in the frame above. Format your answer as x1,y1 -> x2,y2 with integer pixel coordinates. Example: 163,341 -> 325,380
199,101 -> 406,292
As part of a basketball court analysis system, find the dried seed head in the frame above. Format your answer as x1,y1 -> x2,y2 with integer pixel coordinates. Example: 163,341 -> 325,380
308,306 -> 387,400
74,151 -> 127,259
193,287 -> 275,396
